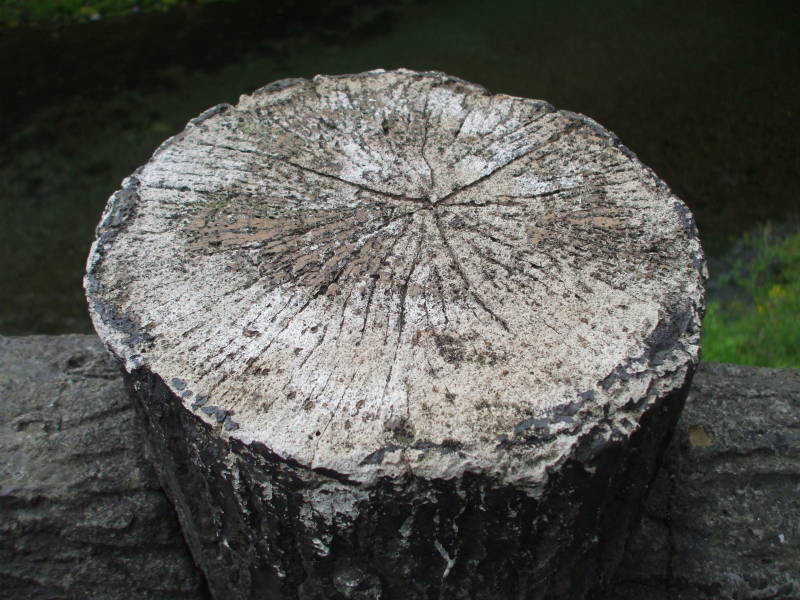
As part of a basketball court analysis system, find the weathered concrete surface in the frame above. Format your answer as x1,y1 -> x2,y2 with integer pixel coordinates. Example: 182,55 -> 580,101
0,335 -> 209,600
1,335 -> 797,599
600,362 -> 800,600
85,69 -> 706,599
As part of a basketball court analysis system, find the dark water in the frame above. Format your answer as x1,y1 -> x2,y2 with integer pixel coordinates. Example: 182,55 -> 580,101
2,0 -> 798,334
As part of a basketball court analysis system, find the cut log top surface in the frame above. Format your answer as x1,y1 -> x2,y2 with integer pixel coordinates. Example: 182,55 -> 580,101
86,68 -> 705,492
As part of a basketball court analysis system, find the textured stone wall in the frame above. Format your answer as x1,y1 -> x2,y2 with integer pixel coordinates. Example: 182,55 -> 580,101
2,335 -> 798,599
599,362 -> 800,600
0,335 -> 209,600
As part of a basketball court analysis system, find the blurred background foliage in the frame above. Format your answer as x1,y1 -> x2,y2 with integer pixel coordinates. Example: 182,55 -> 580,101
0,0 -> 232,27
0,0 -> 798,368
702,225 -> 800,368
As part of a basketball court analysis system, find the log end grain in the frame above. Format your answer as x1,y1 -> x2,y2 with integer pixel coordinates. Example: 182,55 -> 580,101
86,68 -> 705,492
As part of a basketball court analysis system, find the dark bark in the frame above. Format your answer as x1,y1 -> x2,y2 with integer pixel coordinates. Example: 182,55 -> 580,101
121,364 -> 692,600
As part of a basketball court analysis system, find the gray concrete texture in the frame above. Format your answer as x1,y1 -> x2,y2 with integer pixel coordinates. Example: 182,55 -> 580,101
1,334 -> 797,599
0,335 -> 209,600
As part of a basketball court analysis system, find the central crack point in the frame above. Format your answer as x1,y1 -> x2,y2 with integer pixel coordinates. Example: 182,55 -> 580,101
427,194 -> 439,205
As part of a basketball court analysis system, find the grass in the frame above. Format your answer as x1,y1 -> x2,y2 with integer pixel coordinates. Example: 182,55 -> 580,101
701,224 -> 800,369
0,0 -> 233,27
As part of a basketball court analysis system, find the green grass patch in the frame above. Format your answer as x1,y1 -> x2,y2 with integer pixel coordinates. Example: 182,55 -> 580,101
702,224 -> 800,368
0,0 -> 234,27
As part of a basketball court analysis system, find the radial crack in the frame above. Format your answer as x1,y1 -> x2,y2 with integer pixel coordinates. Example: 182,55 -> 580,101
380,227 -> 424,410
194,140 -> 426,203
432,210 -> 509,332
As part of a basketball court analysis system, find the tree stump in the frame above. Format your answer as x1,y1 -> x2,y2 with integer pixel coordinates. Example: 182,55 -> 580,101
85,69 -> 706,600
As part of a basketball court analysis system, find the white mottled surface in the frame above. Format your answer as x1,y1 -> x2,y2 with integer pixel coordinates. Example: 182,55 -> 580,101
86,69 -> 705,493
